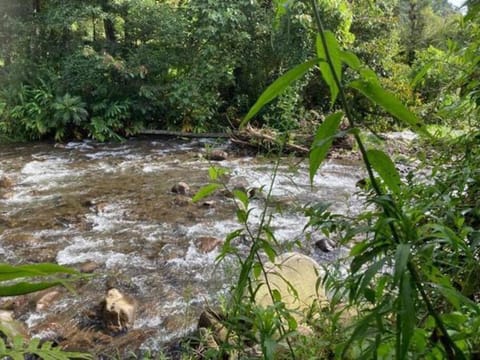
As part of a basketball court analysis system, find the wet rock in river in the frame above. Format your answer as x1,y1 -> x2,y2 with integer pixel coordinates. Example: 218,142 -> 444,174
206,149 -> 228,161
172,195 -> 191,207
195,236 -> 222,253
315,238 -> 336,253
102,288 -> 137,333
0,310 -> 29,341
171,181 -> 190,195
35,290 -> 62,312
80,261 -> 100,273
0,175 -> 14,189
201,200 -> 216,208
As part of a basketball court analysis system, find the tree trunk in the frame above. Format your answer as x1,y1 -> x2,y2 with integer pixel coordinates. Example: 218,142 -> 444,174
32,0 -> 40,13
103,18 -> 116,43
101,0 -> 117,44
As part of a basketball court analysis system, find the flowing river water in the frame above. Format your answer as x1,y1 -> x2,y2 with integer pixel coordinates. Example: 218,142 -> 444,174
0,137 -> 366,356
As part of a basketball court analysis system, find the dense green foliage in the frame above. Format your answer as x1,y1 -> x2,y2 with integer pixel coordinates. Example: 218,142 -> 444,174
191,1 -> 480,359
1,0 -> 479,358
0,0 -> 467,141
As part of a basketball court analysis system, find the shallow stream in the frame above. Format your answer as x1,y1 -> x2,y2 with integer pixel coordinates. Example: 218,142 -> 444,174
0,137 -> 365,355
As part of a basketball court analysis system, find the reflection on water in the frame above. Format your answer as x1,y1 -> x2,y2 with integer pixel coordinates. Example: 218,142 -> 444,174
0,138 -> 364,351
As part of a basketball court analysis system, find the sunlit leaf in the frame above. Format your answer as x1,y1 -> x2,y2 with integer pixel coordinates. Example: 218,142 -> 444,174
192,183 -> 221,203
241,59 -> 317,127
340,50 -> 362,70
233,189 -> 249,211
316,31 -> 342,106
0,263 -> 79,282
349,80 -> 430,137
367,149 -> 402,194
309,112 -> 343,183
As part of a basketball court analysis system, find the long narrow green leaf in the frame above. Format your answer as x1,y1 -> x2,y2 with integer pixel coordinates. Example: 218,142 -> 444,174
309,112 -> 343,183
432,283 -> 479,311
393,244 -> 410,285
0,263 -> 79,281
349,80 -> 430,137
192,183 -> 221,203
398,273 -> 415,359
0,281 -> 63,296
366,149 -> 402,195
316,31 -> 342,106
356,258 -> 387,301
241,59 -> 317,127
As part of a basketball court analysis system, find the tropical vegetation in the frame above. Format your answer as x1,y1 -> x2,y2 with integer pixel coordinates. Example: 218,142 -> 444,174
0,0 -> 479,359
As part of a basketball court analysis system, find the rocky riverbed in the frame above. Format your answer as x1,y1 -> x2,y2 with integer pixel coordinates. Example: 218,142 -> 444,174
0,137 -> 367,357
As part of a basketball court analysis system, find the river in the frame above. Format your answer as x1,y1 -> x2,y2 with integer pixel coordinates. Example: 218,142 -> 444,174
0,137 -> 365,356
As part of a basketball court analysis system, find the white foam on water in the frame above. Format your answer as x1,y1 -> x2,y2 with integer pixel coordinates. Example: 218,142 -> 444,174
57,239 -> 152,269
142,163 -> 171,173
96,161 -> 117,173
25,312 -> 47,328
142,224 -> 175,242
83,148 -> 133,160
65,140 -> 95,150
166,241 -> 219,268
20,159 -> 73,185
185,219 -> 239,240
85,202 -> 133,232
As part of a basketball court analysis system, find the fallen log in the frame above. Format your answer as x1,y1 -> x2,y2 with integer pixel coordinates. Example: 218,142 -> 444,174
232,125 -> 309,155
138,129 -> 234,138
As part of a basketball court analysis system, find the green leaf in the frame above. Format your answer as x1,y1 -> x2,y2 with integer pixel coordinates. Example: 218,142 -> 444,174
272,289 -> 282,303
0,281 -> 63,297
0,263 -> 79,282
411,62 -> 433,88
241,59 -> 317,127
236,209 -> 248,223
316,31 -> 342,106
393,244 -> 410,285
309,112 -> 343,183
367,149 -> 402,194
432,283 -> 479,311
208,166 -> 228,181
261,240 -> 277,262
253,262 -> 262,279
192,183 -> 221,203
340,50 -> 362,70
349,80 -> 430,137
356,258 -> 387,301
233,189 -> 249,211
398,273 -> 415,359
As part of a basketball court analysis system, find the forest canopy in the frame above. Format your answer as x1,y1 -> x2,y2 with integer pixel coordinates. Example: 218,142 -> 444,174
0,0 -> 476,141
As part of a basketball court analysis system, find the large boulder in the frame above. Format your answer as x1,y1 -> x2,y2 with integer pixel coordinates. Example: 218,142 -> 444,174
254,252 -> 328,320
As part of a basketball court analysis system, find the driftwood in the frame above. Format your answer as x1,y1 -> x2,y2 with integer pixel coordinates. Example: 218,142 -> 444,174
139,129 -> 233,138
232,125 -> 309,154
139,127 -> 311,154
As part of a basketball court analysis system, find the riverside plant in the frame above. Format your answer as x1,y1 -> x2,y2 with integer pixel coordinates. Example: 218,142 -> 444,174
193,1 -> 479,359
0,263 -> 92,359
